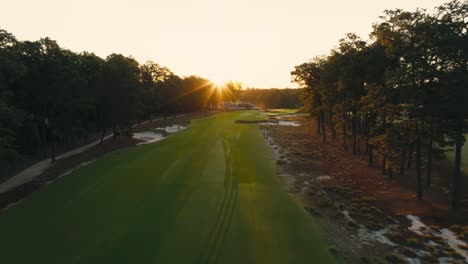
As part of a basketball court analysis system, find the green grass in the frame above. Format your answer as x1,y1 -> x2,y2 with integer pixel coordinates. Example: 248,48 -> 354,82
0,111 -> 338,264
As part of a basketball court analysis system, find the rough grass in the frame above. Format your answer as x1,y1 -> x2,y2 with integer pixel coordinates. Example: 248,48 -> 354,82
0,110 -> 338,264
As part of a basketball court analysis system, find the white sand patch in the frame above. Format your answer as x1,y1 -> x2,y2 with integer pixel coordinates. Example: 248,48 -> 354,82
417,249 -> 430,256
357,225 -> 397,247
134,125 -> 186,145
276,113 -> 308,118
261,120 -> 301,126
133,132 -> 165,145
164,125 -> 186,133
405,258 -> 421,264
438,257 -> 456,264
343,210 -> 354,222
316,175 -> 332,181
438,228 -> 468,261
407,215 -> 427,235
406,215 -> 468,262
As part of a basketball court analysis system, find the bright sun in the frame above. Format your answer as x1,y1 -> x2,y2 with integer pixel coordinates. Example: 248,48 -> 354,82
213,83 -> 225,90
210,79 -> 226,90
209,75 -> 228,88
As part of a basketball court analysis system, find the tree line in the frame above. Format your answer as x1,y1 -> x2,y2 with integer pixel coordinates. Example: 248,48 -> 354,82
0,29 -> 232,174
291,0 -> 467,210
239,88 -> 302,109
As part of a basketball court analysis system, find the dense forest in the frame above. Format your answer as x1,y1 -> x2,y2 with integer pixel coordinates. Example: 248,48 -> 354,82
239,88 -> 302,109
291,0 -> 467,210
0,30 -> 243,175
0,28 -> 302,178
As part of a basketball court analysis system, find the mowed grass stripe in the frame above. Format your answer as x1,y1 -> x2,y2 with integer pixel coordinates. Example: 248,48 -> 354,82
197,138 -> 239,264
0,111 -> 339,264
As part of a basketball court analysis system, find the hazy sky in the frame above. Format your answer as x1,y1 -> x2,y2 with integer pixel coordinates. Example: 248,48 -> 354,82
2,0 -> 448,88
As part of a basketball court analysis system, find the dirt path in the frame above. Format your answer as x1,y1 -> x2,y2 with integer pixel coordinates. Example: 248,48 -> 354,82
0,134 -> 114,193
0,114 -> 193,194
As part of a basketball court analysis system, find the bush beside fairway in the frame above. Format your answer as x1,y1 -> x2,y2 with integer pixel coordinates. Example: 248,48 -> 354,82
0,111 -> 338,264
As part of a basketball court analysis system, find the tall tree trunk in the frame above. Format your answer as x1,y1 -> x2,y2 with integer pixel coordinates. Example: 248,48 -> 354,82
321,110 -> 326,143
35,124 -> 42,154
112,124 -> 117,139
343,113 -> 347,150
100,128 -> 107,144
407,143 -> 414,168
416,122 -> 423,200
368,145 -> 373,167
364,116 -> 369,154
317,95 -> 325,142
332,122 -> 337,139
426,127 -> 434,188
400,149 -> 406,175
331,111 -> 337,139
352,114 -> 357,154
317,115 -> 321,135
40,122 -> 47,148
51,132 -> 56,162
382,155 -> 387,174
347,113 -> 352,130
452,118 -> 463,210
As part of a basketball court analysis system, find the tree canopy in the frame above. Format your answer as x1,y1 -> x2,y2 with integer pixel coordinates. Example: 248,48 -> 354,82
0,29 -> 223,175
291,0 -> 467,210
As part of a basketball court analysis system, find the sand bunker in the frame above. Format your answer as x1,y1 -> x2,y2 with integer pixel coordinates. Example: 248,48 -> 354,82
133,125 -> 186,145
260,120 -> 301,126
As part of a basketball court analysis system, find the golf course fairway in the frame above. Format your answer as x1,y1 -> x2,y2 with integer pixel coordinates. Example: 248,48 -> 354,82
0,111 -> 338,264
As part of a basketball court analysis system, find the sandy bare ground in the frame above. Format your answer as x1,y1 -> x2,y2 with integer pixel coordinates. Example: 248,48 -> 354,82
261,116 -> 468,263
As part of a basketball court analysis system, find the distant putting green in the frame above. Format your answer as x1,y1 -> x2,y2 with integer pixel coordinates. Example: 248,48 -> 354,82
0,111 -> 338,264
266,108 -> 300,114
